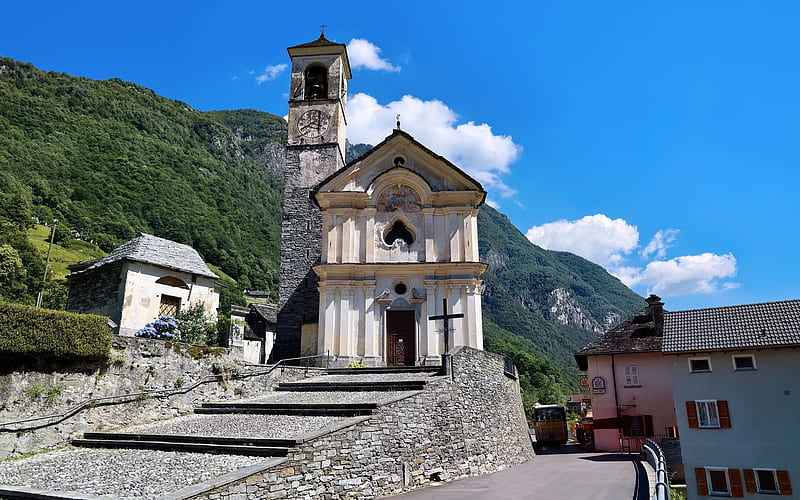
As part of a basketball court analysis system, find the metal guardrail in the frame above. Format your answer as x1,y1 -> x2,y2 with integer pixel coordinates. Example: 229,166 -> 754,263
0,352 -> 329,432
642,438 -> 670,500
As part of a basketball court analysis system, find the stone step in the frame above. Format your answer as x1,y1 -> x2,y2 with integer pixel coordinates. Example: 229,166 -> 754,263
325,365 -> 442,375
81,431 -> 297,448
71,438 -> 289,457
275,380 -> 426,391
195,402 -> 377,417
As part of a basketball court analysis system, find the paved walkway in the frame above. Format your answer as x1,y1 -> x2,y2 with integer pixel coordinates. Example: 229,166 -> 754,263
388,444 -> 649,500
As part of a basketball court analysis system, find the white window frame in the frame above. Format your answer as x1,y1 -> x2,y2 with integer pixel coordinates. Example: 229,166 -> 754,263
689,356 -> 712,373
705,467 -> 732,496
754,468 -> 779,494
696,400 -> 721,428
624,365 -> 640,386
732,354 -> 757,371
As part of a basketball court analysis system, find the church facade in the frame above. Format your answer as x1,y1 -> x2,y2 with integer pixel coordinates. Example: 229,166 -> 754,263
276,34 -> 487,367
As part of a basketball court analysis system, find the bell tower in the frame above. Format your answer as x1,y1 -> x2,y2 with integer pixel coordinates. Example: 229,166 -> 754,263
273,33 -> 352,361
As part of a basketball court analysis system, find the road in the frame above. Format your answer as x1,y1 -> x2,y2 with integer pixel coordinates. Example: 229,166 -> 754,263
388,444 -> 649,500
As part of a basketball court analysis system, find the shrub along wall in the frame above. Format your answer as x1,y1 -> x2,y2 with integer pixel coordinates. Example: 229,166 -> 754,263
0,302 -> 112,362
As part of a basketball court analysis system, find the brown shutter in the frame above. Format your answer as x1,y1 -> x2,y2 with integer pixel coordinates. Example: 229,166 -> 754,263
695,468 -> 709,496
743,469 -> 756,493
718,400 -> 731,428
729,469 -> 744,497
778,470 -> 793,495
592,417 -> 621,429
686,401 -> 699,428
644,415 -> 654,436
621,415 -> 631,437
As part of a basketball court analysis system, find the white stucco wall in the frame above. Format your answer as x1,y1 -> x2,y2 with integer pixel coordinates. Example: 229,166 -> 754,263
118,262 -> 219,336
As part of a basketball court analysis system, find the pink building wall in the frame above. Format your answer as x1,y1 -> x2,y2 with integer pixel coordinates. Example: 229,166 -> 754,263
586,352 -> 676,452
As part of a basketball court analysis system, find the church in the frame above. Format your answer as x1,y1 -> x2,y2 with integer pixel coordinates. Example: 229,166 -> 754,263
274,33 -> 487,367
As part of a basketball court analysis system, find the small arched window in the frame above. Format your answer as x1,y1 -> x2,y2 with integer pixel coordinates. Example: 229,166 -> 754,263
384,220 -> 414,246
156,276 -> 190,289
305,65 -> 328,99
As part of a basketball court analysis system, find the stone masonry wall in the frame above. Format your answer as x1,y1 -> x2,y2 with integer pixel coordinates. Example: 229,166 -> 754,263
65,262 -> 124,325
0,336 -> 316,460
275,144 -> 343,362
192,346 -> 534,499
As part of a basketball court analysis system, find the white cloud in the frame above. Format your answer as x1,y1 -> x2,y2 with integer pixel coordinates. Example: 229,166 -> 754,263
525,214 -> 639,268
255,64 -> 288,84
486,199 -> 500,209
526,214 -> 738,298
347,93 -> 521,196
347,39 -> 400,72
638,253 -> 738,296
642,228 -> 679,259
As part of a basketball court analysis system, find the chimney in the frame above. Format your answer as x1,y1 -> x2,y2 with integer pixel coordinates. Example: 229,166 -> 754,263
645,294 -> 665,336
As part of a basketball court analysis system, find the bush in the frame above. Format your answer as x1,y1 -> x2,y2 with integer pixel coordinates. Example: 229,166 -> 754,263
175,304 -> 216,345
135,316 -> 179,340
0,302 -> 112,361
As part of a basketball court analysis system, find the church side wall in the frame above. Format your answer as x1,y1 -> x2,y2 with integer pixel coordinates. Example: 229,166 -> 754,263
190,347 -> 534,499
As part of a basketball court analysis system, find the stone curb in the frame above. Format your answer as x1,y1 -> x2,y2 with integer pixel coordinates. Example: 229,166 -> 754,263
160,458 -> 286,500
0,484 -> 109,499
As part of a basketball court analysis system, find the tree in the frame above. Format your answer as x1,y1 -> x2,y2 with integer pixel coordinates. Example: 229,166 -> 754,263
0,244 -> 28,300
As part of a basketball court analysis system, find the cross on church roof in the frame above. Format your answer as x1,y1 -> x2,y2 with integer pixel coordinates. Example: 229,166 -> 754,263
319,23 -> 328,37
429,298 -> 464,353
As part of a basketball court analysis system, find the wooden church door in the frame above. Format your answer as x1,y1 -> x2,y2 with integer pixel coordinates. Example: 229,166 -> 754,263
386,310 -> 416,366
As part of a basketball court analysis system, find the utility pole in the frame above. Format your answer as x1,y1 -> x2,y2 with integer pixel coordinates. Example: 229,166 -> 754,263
36,218 -> 58,308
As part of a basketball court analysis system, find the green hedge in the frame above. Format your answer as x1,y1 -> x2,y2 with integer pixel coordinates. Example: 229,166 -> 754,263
0,302 -> 112,361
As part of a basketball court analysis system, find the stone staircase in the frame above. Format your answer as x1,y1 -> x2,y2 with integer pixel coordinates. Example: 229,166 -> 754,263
0,366 -> 440,499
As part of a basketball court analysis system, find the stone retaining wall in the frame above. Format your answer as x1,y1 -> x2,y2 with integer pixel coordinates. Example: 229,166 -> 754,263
192,346 -> 534,499
0,336 -> 315,460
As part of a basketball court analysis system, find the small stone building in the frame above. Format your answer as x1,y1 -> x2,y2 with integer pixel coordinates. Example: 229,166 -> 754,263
229,303 -> 277,364
66,233 -> 219,336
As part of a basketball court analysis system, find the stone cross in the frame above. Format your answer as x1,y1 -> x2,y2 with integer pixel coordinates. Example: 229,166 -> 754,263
428,298 -> 464,353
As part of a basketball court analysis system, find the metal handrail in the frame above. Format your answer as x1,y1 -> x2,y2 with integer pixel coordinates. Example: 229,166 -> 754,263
0,351 -> 329,432
642,438 -> 670,500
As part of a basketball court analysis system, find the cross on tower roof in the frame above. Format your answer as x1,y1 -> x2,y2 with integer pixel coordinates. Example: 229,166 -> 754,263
428,298 -> 464,353
319,23 -> 328,37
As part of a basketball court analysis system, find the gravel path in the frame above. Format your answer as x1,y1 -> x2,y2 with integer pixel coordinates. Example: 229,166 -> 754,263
0,447 -> 266,499
122,413 -> 344,438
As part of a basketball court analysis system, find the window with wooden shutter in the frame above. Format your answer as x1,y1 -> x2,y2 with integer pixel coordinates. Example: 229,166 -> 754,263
708,468 -> 731,496
744,469 -> 757,493
777,470 -> 792,495
718,400 -> 731,428
696,468 -> 710,496
687,401 -> 699,428
729,469 -> 744,497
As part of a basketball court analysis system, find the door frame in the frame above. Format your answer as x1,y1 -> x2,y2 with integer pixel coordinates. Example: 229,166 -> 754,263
385,308 -> 417,366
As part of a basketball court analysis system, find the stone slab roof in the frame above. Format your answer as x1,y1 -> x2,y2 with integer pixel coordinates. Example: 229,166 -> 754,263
70,233 -> 218,279
574,298 -> 662,370
250,303 -> 277,324
662,299 -> 800,353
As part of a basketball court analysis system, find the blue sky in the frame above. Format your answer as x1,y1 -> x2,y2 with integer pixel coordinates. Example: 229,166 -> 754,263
3,1 -> 799,311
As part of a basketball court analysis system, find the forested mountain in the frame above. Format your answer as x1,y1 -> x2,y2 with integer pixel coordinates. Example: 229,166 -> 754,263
0,57 -> 644,401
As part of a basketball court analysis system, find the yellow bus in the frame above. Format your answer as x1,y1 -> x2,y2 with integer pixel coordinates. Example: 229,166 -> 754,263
533,404 -> 568,445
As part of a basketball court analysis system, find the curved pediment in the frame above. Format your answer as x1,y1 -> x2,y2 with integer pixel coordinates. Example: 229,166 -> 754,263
315,130 -> 486,209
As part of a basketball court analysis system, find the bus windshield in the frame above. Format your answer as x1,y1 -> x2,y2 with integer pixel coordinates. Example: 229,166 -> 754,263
534,406 -> 566,422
